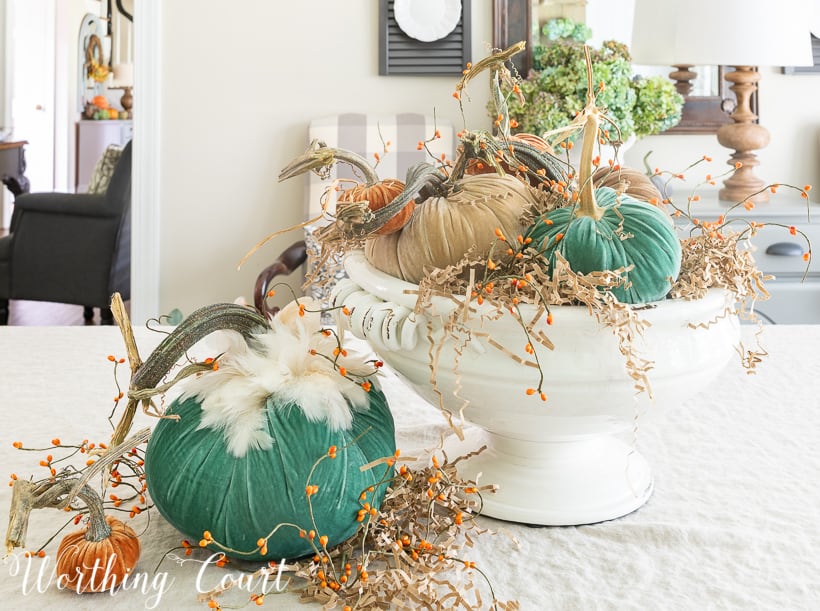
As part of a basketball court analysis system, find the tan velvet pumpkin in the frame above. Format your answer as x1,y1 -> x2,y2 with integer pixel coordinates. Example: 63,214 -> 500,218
365,173 -> 543,283
592,166 -> 662,206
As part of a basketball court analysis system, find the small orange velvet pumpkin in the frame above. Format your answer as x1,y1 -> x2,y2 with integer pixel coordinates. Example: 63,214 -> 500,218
56,514 -> 141,592
338,178 -> 412,235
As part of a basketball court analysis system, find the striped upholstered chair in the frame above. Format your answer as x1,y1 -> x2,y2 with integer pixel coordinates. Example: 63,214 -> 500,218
254,113 -> 454,317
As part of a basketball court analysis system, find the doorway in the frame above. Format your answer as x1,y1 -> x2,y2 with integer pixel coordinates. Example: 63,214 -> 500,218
1,0 -> 135,229
1,0 -> 56,227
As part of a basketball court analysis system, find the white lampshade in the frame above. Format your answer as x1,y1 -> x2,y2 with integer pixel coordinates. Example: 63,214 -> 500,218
631,0 -> 814,67
812,0 -> 820,36
111,63 -> 134,87
630,1 -> 678,66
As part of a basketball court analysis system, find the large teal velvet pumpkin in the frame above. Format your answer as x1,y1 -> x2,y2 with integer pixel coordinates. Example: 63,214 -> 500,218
145,388 -> 395,561
527,186 -> 682,304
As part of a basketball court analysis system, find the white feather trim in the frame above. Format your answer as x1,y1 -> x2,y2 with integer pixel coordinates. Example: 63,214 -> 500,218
178,298 -> 378,458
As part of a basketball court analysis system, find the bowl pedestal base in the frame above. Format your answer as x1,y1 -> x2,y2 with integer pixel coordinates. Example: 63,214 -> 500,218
443,427 -> 653,525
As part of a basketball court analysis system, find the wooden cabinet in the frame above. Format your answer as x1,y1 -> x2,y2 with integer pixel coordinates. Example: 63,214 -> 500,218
675,193 -> 820,324
0,141 -> 30,197
75,120 -> 133,192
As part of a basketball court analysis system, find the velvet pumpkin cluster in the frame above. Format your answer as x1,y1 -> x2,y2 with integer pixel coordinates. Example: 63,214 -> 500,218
281,43 -> 682,309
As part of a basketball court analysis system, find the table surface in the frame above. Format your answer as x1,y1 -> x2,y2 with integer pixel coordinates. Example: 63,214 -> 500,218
1,324 -> 819,610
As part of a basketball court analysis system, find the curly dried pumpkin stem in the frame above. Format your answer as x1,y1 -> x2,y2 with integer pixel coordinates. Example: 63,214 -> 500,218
5,479 -> 110,552
334,163 -> 445,237
455,41 -> 526,134
109,303 -> 268,448
75,486 -> 111,543
130,304 -> 267,391
278,140 -> 380,186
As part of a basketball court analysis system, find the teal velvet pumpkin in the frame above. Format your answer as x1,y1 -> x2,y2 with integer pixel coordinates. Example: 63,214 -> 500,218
145,388 -> 395,561
527,186 -> 682,303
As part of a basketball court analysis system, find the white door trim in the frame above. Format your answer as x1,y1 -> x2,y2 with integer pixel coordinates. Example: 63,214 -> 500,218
130,0 -> 161,324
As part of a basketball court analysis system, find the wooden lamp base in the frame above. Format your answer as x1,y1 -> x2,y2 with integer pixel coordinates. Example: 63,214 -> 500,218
717,66 -> 770,203
120,86 -> 133,114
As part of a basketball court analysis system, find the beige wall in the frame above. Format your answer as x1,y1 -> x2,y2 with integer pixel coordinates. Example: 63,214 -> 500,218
153,1 -> 820,316
154,1 -> 494,316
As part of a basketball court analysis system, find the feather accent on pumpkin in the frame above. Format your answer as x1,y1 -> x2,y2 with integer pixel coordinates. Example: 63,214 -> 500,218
178,299 -> 374,457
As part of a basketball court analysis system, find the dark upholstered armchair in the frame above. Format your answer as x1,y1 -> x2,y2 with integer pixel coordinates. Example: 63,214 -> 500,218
0,140 -> 132,324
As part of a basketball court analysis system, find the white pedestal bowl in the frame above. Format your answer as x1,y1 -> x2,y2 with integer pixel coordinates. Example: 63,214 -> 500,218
332,251 -> 741,525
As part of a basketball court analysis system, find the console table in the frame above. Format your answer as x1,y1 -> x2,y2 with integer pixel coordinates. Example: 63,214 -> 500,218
0,140 -> 30,197
675,192 -> 820,323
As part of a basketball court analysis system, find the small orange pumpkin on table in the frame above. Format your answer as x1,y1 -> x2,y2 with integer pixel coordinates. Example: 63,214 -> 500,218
57,505 -> 141,592
5,477 -> 141,593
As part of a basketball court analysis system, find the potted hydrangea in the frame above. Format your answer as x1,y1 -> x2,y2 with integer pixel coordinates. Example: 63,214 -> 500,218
506,18 -> 683,144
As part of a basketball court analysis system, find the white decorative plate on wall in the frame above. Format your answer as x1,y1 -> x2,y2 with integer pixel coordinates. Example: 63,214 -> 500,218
393,0 -> 462,43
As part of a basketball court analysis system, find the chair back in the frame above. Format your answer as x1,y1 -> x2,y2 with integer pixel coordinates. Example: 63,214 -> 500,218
107,140 -> 132,299
104,140 -> 133,211
305,113 -> 455,218
298,114 -> 454,314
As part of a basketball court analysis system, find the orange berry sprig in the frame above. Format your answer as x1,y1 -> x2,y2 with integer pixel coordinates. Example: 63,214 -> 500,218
260,283 -> 338,321
720,182 -> 812,221
412,123 -> 451,178
11,437 -> 127,479
307,331 -> 379,392
471,228 -> 565,401
106,354 -> 130,410
705,183 -> 813,250
645,152 -> 717,207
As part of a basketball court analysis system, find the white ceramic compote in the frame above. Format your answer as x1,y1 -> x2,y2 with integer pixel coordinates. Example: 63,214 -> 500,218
333,252 -> 740,525
320,48 -> 741,525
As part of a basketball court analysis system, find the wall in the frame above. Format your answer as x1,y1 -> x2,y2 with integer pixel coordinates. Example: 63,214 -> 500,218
154,1 -> 494,317
0,0 -> 6,126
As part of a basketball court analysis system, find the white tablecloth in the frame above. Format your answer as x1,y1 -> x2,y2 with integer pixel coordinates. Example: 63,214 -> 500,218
1,325 -> 819,610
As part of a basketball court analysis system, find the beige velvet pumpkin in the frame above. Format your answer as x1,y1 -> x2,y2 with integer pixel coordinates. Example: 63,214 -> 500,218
592,167 -> 662,206
365,173 -> 543,283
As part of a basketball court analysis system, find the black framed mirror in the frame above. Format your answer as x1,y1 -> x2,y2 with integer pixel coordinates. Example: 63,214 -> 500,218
493,0 -> 756,135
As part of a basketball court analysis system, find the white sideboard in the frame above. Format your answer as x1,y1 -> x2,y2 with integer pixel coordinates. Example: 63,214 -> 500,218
75,120 -> 133,192
674,192 -> 820,324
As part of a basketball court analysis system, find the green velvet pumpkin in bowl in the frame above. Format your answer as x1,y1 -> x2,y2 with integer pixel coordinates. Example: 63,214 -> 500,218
524,73 -> 682,304
141,299 -> 396,561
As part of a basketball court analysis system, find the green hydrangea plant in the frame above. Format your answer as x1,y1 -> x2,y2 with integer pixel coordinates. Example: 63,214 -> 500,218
505,19 -> 683,142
